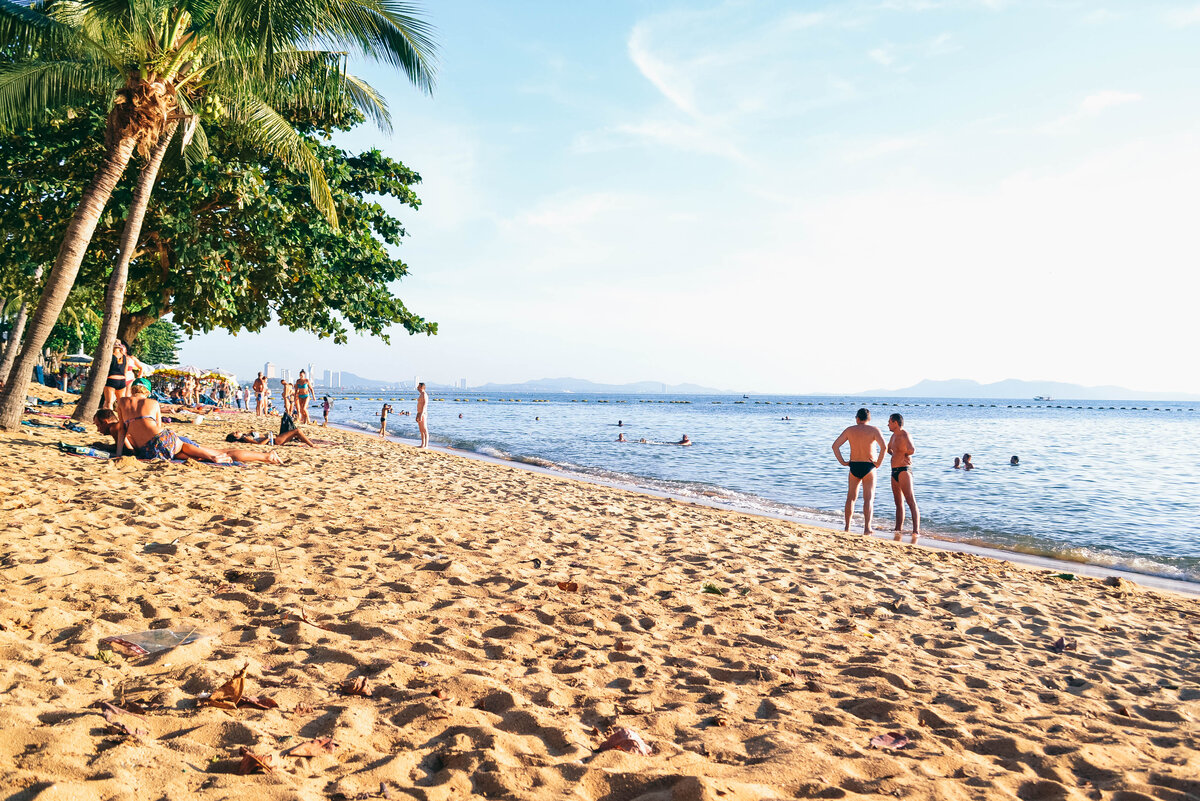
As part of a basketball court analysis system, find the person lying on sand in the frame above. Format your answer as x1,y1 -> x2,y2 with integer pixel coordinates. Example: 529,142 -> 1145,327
112,380 -> 283,464
226,429 -> 315,447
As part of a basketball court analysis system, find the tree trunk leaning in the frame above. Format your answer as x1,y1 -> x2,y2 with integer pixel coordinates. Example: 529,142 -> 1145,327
74,121 -> 179,423
0,300 -> 30,386
0,136 -> 138,430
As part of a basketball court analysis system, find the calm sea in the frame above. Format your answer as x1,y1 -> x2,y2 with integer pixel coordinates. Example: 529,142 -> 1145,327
326,392 -> 1200,583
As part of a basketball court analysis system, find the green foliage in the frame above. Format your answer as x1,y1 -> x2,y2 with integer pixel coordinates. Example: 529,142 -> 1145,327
0,103 -> 436,345
46,318 -> 99,355
131,318 -> 182,363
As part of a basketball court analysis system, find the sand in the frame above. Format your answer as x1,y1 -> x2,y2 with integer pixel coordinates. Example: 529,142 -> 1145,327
1,385 -> 1198,800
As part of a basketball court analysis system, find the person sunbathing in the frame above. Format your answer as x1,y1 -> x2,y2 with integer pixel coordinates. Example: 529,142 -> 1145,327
225,428 -> 315,447
112,380 -> 282,464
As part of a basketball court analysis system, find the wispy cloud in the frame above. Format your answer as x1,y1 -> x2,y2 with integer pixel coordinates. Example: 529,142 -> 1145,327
627,21 -> 701,119
1040,91 -> 1142,133
1165,4 -> 1200,26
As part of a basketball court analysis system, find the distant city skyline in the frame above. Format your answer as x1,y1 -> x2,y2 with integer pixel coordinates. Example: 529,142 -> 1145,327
182,1 -> 1200,394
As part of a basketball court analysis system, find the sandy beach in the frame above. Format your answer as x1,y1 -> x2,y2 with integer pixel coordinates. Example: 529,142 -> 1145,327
2,385 -> 1198,801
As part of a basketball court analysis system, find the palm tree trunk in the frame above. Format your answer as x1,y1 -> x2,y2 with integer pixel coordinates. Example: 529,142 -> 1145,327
74,121 -> 179,423
0,299 -> 31,386
0,136 -> 138,429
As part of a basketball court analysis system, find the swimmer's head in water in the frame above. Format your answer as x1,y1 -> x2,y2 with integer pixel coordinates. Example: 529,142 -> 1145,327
889,413 -> 903,426
856,408 -> 870,421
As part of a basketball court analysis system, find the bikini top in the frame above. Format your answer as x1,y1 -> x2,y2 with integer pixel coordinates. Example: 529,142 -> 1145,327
124,415 -> 156,424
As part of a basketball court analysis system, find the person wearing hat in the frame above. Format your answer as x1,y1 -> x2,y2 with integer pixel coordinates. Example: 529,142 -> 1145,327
111,379 -> 283,464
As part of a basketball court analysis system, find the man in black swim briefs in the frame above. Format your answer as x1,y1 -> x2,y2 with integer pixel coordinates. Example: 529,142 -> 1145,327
832,408 -> 887,535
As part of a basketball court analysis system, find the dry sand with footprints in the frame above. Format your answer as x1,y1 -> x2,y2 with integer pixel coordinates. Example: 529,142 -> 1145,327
1,382 -> 1198,800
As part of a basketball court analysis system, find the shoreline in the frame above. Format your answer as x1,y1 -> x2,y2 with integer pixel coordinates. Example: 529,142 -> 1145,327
4,385 -> 1200,799
337,422 -> 1200,598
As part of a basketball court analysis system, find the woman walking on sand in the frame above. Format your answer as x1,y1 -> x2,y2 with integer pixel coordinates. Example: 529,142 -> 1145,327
416,382 -> 429,447
295,370 -> 313,424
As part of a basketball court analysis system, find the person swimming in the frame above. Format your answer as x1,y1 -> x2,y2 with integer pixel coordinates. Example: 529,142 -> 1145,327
617,433 -> 627,442
678,434 -> 692,446
963,453 -> 975,470
953,457 -> 962,469
1010,455 -> 1020,466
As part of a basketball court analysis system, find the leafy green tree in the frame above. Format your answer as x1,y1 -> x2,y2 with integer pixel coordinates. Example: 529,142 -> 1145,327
0,0 -> 437,429
0,106 -> 435,372
130,318 -> 182,364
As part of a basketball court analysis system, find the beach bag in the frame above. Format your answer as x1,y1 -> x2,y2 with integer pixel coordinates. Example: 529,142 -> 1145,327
280,411 -> 297,433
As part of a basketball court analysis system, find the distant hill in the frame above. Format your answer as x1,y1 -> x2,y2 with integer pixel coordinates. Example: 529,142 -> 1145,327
859,378 -> 1200,401
472,377 -> 727,395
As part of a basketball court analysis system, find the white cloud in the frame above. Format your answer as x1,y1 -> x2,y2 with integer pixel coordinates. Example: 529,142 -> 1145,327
1165,4 -> 1200,26
1040,90 -> 1142,134
869,46 -> 896,66
627,21 -> 700,118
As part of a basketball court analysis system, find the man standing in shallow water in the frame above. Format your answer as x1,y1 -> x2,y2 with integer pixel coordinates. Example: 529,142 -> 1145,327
416,382 -> 429,448
887,413 -> 920,544
832,408 -> 887,535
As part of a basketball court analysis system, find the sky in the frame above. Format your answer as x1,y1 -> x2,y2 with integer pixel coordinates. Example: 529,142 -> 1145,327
179,0 -> 1200,394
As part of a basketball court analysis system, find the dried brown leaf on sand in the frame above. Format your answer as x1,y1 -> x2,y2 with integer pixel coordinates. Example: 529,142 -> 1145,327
239,695 -> 279,710
557,581 -> 579,592
613,639 -> 633,652
342,676 -> 371,697
237,748 -> 275,775
869,732 -> 910,750
283,737 -> 338,758
204,665 -> 247,709
106,718 -> 148,738
597,727 -> 653,756
1050,637 -> 1077,654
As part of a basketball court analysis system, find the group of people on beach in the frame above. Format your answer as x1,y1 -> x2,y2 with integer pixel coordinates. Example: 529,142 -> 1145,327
832,408 -> 920,544
249,370 -> 331,425
378,383 -> 429,447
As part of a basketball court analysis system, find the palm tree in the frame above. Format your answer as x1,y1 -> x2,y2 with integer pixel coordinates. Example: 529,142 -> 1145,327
0,268 -> 40,384
0,0 -> 436,429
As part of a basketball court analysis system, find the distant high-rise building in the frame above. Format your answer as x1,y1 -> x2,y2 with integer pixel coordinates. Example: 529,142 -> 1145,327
334,372 -> 342,388
323,369 -> 333,387
264,362 -> 277,379
306,363 -> 314,379
413,375 -> 420,388
281,368 -> 292,382
459,378 -> 467,390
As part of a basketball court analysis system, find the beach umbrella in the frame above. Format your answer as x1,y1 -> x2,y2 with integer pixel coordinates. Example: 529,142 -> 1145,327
61,352 -> 93,365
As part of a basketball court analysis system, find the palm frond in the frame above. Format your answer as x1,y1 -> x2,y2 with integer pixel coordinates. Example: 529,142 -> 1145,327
340,70 -> 389,131
0,59 -> 117,130
227,93 -> 337,227
0,0 -> 74,56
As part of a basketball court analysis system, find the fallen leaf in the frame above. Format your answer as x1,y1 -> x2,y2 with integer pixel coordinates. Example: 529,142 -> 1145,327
342,676 -> 371,697
1116,705 -> 1133,717
713,716 -> 729,727
292,703 -> 315,716
597,727 -> 653,756
1050,637 -> 1076,654
204,666 -> 247,709
106,718 -> 147,738
701,583 -> 725,595
869,732 -> 910,750
238,695 -> 279,710
284,737 -> 337,758
237,748 -> 274,774
557,581 -> 579,592
613,639 -> 633,652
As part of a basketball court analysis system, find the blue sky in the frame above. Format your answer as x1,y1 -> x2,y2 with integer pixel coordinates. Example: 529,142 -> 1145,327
180,1 -> 1200,393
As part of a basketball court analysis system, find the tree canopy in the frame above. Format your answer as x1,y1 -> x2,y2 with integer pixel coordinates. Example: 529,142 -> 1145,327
0,105 -> 436,347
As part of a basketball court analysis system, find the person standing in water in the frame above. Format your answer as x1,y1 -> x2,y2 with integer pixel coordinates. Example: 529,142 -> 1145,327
322,395 -> 331,426
416,382 -> 429,447
831,408 -> 887,535
379,403 -> 392,438
887,413 -> 920,544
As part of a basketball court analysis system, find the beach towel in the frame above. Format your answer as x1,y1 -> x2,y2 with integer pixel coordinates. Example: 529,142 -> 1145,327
57,443 -> 244,467
22,420 -> 60,428
36,398 -> 64,407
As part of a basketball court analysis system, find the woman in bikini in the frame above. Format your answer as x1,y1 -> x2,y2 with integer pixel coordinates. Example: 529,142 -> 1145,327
295,370 -> 313,424
103,341 -> 129,410
113,380 -> 283,464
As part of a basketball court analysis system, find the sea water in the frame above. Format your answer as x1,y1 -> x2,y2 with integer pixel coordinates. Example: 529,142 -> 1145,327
326,392 -> 1200,583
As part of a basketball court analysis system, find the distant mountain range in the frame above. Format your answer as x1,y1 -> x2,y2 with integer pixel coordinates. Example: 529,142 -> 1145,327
471,377 -> 725,394
858,378 -> 1200,401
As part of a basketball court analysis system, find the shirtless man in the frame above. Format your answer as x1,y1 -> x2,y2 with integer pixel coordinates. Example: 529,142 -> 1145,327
887,413 -> 920,544
831,408 -> 887,534
110,380 -> 282,464
379,403 -> 392,438
416,382 -> 429,448
253,372 -> 266,416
